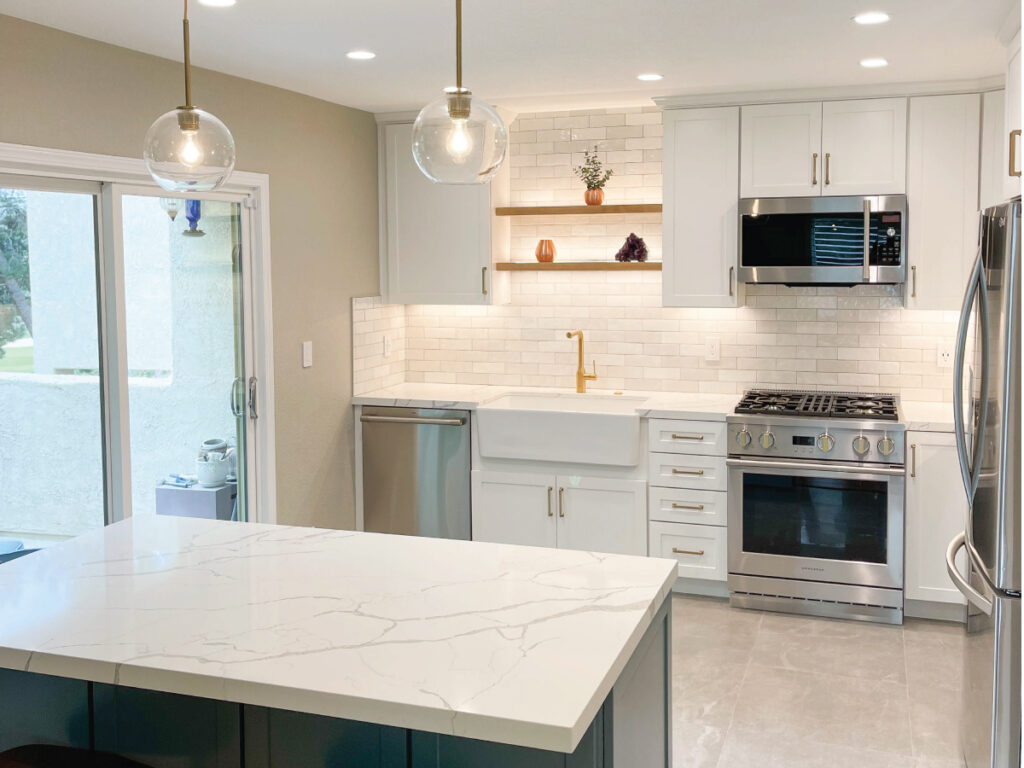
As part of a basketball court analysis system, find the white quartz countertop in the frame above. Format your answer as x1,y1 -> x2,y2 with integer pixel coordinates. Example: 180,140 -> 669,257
354,383 -> 737,421
900,400 -> 956,432
0,516 -> 676,753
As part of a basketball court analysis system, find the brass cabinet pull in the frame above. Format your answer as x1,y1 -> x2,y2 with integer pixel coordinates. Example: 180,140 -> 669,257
558,487 -> 565,517
671,434 -> 704,441
547,486 -> 554,517
671,502 -> 705,511
672,547 -> 705,556
825,152 -> 831,185
812,152 -> 819,185
911,266 -> 917,298
910,444 -> 917,478
671,468 -> 705,476
481,266 -> 488,295
729,266 -> 735,297
1011,130 -> 1021,178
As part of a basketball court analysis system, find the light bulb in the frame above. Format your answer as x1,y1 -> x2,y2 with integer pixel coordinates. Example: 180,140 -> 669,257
446,119 -> 472,163
179,131 -> 202,167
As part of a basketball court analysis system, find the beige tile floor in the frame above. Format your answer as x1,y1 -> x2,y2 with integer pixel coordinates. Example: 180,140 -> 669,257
671,595 -> 966,768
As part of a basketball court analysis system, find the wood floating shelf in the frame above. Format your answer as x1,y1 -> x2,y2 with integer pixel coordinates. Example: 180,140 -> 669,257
494,204 -> 662,216
495,261 -> 662,272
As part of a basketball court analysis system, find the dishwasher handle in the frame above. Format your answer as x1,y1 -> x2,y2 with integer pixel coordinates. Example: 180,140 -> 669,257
360,414 -> 466,427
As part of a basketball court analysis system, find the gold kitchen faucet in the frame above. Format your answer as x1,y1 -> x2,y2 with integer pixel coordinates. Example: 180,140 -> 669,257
566,330 -> 598,393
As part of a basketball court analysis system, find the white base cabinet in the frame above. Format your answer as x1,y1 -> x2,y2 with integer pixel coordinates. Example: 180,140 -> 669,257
649,521 -> 727,582
905,431 -> 968,605
471,470 -> 646,556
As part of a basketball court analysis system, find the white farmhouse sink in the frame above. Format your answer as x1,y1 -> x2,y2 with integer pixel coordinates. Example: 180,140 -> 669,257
476,392 -> 646,466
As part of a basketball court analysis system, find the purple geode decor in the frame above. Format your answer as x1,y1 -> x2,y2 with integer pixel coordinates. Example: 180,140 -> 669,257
615,232 -> 648,262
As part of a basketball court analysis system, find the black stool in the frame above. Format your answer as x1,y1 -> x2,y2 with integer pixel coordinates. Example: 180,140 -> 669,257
0,745 -> 153,767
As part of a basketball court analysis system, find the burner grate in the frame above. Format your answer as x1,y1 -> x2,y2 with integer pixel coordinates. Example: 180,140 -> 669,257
735,389 -> 898,421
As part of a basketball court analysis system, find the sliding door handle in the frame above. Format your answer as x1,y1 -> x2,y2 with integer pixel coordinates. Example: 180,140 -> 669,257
247,376 -> 258,420
230,377 -> 244,417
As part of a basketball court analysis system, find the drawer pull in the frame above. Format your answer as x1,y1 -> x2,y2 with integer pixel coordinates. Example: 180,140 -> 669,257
671,502 -> 705,511
671,468 -> 705,476
671,433 -> 704,441
672,547 -> 705,556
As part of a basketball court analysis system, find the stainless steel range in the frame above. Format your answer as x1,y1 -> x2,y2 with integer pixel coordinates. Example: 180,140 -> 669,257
727,389 -> 906,624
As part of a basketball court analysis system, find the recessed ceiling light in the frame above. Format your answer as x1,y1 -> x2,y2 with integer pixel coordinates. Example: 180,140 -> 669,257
346,50 -> 376,60
198,0 -> 236,6
860,57 -> 889,68
853,11 -> 890,25
637,73 -> 663,82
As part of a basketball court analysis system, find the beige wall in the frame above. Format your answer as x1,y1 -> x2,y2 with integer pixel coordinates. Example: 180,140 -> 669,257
0,14 -> 378,529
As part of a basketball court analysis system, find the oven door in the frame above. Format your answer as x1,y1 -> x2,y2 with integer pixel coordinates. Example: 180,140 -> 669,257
727,457 -> 904,590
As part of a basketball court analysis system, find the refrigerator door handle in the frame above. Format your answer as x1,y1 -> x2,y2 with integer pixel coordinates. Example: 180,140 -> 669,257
965,535 -> 1023,601
947,532 -> 994,615
953,247 -> 989,500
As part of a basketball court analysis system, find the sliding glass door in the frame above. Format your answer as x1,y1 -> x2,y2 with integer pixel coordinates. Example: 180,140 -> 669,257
0,176 -> 106,548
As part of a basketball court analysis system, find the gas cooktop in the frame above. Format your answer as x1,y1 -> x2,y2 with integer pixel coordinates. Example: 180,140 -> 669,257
734,389 -> 899,421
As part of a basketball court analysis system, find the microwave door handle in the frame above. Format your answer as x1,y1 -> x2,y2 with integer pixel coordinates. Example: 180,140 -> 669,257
862,198 -> 871,281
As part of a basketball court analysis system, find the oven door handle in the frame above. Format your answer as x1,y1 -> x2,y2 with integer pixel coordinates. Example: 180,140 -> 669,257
726,457 -> 905,477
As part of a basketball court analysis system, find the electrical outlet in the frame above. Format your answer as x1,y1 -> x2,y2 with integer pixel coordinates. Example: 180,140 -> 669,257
302,340 -> 313,368
704,337 -> 721,363
936,342 -> 953,368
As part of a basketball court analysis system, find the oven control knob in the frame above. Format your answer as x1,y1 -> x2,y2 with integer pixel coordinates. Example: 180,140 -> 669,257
758,431 -> 775,450
852,435 -> 871,456
877,436 -> 896,457
735,428 -> 752,448
816,433 -> 835,453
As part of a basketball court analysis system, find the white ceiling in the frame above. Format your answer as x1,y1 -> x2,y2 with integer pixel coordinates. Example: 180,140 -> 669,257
0,0 -> 1017,114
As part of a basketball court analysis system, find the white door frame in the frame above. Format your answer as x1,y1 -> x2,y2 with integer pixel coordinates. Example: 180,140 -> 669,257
0,142 -> 278,524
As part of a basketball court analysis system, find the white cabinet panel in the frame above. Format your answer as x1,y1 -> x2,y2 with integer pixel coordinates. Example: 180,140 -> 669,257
905,432 -> 968,605
650,454 -> 727,492
649,521 -> 727,582
647,419 -> 727,457
471,470 -> 556,548
981,90 -> 1008,212
662,107 -> 740,308
906,94 -> 981,310
382,122 -> 505,305
647,487 -> 727,527
1004,32 -> 1022,201
556,477 -> 647,556
740,102 -> 822,197
821,98 -> 907,195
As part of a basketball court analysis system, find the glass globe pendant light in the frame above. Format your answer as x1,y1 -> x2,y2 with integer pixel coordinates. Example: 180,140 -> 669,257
144,0 -> 236,192
411,0 -> 507,184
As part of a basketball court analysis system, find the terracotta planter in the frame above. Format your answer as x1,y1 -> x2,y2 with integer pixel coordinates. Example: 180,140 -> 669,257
535,239 -> 556,263
584,188 -> 605,206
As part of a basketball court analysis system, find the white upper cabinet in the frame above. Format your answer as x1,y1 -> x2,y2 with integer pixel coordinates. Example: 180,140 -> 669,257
1004,31 -> 1022,201
981,90 -> 1008,212
740,102 -> 821,197
820,98 -> 907,195
906,93 -> 981,310
379,121 -> 509,305
740,98 -> 906,198
663,106 -> 741,308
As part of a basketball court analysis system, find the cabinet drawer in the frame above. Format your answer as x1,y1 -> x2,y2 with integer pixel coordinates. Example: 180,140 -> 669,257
648,487 -> 727,526
649,521 -> 727,582
648,419 -> 727,456
650,453 -> 727,491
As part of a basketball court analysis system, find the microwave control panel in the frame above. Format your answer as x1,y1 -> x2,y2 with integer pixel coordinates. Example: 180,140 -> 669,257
873,215 -> 902,265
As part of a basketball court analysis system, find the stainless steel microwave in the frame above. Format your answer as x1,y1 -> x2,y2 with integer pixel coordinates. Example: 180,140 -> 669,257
738,194 -> 907,286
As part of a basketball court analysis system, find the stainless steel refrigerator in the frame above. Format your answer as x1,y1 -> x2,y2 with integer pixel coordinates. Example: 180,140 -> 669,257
946,197 -> 1021,768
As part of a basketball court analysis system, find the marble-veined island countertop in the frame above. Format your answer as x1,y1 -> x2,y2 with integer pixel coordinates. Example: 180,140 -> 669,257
0,516 -> 676,753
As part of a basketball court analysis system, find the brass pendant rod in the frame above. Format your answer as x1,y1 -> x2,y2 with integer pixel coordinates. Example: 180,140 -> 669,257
455,0 -> 462,91
182,0 -> 193,108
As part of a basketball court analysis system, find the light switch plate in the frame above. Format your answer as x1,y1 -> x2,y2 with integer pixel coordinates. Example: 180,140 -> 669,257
302,340 -> 313,368
936,342 -> 953,368
704,337 -> 720,363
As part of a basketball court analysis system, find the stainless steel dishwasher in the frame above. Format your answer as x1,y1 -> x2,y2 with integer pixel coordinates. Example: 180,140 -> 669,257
360,406 -> 471,539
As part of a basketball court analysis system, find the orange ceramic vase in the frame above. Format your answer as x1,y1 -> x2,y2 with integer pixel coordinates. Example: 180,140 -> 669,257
535,239 -> 556,263
584,188 -> 605,206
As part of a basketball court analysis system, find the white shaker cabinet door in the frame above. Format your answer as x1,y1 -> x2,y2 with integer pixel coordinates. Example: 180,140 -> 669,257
906,94 -> 980,310
821,98 -> 907,196
905,432 -> 968,605
662,106 -> 741,308
555,476 -> 647,557
471,470 -> 557,548
1004,32 -> 1022,201
382,122 -> 493,305
740,102 -> 822,198
981,90 -> 1008,213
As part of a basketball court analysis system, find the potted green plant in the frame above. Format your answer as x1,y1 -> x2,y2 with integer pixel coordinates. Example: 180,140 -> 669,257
573,147 -> 613,206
